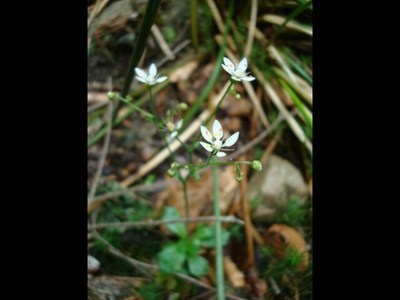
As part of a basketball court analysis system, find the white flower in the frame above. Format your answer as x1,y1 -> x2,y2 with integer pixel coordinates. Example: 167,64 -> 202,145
166,119 -> 183,142
200,119 -> 239,157
221,57 -> 256,82
134,63 -> 168,86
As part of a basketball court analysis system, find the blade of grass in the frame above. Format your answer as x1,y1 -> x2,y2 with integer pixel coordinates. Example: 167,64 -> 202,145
275,0 -> 312,37
120,0 -> 161,98
260,14 -> 312,36
253,65 -> 312,153
281,48 -> 312,84
273,67 -> 312,105
279,79 -> 312,131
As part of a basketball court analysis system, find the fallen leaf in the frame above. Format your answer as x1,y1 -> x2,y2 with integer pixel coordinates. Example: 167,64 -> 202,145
169,60 -> 199,83
224,257 -> 246,288
222,94 -> 253,117
156,166 -> 238,231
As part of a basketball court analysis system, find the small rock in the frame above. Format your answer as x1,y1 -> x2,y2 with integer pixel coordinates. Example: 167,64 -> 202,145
248,155 -> 309,221
88,255 -> 101,274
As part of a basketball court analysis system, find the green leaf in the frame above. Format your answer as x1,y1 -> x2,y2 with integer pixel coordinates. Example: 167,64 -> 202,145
187,255 -> 209,277
162,207 -> 187,238
157,244 -> 186,273
179,238 -> 200,258
194,226 -> 230,247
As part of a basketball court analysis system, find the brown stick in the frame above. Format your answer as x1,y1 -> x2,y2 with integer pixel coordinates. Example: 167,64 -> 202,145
88,101 -> 113,212
239,159 -> 254,269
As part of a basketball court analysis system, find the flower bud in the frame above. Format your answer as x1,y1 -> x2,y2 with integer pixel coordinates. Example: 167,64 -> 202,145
251,160 -> 263,171
171,162 -> 179,169
178,103 -> 188,111
167,168 -> 176,177
166,121 -> 175,132
107,91 -> 117,101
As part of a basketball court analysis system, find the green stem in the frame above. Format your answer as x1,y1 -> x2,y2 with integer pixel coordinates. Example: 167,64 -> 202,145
148,86 -> 160,123
188,81 -> 234,154
212,165 -> 225,300
207,81 -> 233,125
165,136 -> 190,234
182,179 -> 190,233
118,97 -> 154,119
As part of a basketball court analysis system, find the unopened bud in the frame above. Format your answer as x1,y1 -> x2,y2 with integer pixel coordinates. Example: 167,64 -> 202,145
167,168 -> 176,177
107,91 -> 117,100
178,103 -> 188,111
251,160 -> 262,171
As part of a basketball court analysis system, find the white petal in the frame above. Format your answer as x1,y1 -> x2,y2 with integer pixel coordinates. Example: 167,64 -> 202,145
223,57 -> 235,71
167,132 -> 177,142
241,76 -> 256,81
155,76 -> 167,83
149,63 -> 157,77
176,119 -> 183,130
200,126 -> 213,143
136,76 -> 148,83
222,132 -> 239,147
222,57 -> 235,72
200,142 -> 213,152
237,58 -> 248,73
216,151 -> 227,157
212,119 -> 223,140
222,63 -> 234,75
135,68 -> 147,78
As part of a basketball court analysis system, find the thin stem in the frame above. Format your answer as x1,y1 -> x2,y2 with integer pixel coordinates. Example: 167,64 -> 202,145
212,165 -> 225,300
207,81 -> 233,125
148,86 -> 160,123
188,81 -> 234,155
182,178 -> 190,233
118,96 -> 154,119
163,134 -> 191,234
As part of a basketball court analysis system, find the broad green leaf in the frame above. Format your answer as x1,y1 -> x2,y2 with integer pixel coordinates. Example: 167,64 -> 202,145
194,226 -> 230,247
157,244 -> 186,273
178,238 -> 200,258
187,255 -> 209,277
